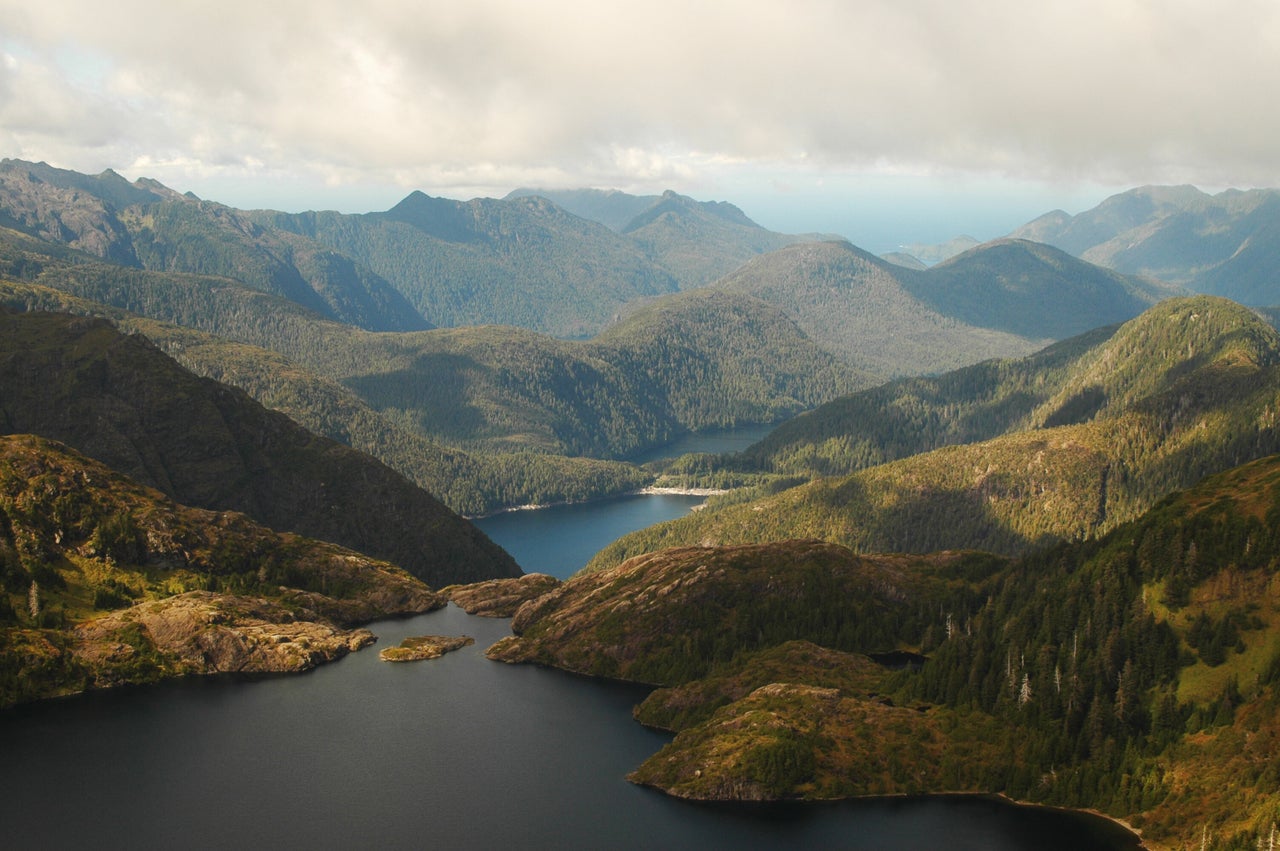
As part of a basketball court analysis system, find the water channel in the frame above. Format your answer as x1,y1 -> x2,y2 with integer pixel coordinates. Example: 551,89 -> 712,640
0,427 -> 1142,849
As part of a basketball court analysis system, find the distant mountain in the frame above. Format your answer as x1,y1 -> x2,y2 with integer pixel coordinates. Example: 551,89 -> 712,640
0,230 -> 869,495
910,238 -> 1180,340
0,309 -> 520,585
0,159 -> 429,332
708,238 -> 1177,377
886,234 -> 980,266
508,187 -> 811,290
1009,184 -> 1280,305
618,190 -> 803,288
589,296 -> 1280,568
258,191 -> 680,337
505,187 -> 660,231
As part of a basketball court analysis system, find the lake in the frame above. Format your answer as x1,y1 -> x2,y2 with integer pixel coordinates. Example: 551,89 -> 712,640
0,428 -> 1142,849
0,605 -> 1141,850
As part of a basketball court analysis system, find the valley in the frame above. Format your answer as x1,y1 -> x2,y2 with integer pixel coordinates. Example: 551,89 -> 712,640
6,161 -> 1280,848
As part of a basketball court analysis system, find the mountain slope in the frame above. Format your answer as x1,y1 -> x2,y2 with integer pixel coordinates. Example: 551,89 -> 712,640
618,190 -> 801,288
0,227 -> 869,461
910,238 -> 1181,340
504,187 -> 660,231
709,239 -> 1175,377
258,191 -> 680,337
0,310 -> 520,585
1010,185 -> 1280,305
0,159 -> 429,332
590,296 -> 1280,568
506,186 -> 810,287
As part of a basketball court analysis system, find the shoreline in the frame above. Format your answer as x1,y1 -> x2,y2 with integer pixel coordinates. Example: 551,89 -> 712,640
467,485 -> 728,520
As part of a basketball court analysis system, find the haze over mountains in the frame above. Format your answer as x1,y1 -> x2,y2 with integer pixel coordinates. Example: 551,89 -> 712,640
894,184 -> 1280,311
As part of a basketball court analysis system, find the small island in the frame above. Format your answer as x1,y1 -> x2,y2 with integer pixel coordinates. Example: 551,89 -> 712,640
379,634 -> 475,662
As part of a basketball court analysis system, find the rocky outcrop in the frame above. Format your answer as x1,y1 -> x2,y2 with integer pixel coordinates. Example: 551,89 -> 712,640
74,592 -> 376,683
444,573 -> 560,617
0,434 -> 449,706
378,634 -> 474,662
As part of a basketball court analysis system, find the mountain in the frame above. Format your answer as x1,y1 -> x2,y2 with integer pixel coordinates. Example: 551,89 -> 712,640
589,296 -> 1280,569
617,190 -> 802,288
505,187 -> 660,231
487,450 -> 1280,847
0,225 -> 870,462
507,186 -> 809,287
0,309 -> 520,585
708,238 -> 1177,377
910,238 -> 1180,340
0,159 -> 430,332
0,433 -> 447,707
887,234 -> 980,266
1009,185 -> 1280,305
258,191 -> 680,337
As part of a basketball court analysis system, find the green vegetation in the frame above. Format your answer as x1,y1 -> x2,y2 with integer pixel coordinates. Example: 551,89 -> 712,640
0,238 -> 870,510
493,453 -> 1280,847
0,159 -> 427,331
709,238 -> 1178,377
0,309 -> 520,584
0,434 -> 446,707
1010,184 -> 1280,306
589,297 -> 1280,571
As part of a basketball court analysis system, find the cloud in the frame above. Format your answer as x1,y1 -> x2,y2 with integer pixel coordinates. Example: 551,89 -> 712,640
2,0 -> 1278,200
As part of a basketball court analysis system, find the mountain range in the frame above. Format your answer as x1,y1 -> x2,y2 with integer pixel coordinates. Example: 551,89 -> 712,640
1008,185 -> 1280,306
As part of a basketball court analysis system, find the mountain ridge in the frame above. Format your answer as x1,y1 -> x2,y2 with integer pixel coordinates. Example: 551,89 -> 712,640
0,309 -> 520,586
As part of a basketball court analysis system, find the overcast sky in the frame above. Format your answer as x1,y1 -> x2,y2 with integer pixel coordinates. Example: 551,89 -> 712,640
2,1 -> 1277,250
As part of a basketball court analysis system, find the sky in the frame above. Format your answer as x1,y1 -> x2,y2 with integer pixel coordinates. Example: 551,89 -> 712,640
2,0 -> 1278,251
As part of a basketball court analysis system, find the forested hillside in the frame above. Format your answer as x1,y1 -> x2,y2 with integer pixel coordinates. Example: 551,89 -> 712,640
508,187 -> 805,287
0,159 -> 429,331
0,434 -> 448,707
591,297 -> 1280,569
709,238 -> 1177,376
257,191 -> 681,337
0,225 -> 868,459
0,310 -> 520,584
493,451 -> 1280,848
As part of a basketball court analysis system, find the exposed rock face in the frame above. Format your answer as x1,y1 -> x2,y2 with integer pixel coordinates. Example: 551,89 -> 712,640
74,592 -> 377,682
444,573 -> 560,617
379,634 -> 474,662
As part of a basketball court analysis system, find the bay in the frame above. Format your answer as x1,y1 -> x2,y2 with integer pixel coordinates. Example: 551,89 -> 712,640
0,604 -> 1140,850
0,426 -> 1140,849
475,493 -> 704,579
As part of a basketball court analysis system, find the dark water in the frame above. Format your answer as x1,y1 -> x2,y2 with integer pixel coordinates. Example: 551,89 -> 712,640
475,493 -> 704,578
0,426 -> 1140,849
0,606 -> 1139,850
